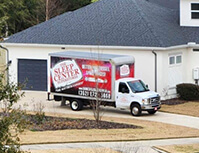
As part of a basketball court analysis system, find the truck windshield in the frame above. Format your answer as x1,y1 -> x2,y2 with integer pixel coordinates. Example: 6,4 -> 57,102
127,80 -> 149,93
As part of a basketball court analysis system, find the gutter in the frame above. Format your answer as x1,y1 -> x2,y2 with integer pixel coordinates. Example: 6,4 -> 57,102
2,42 -> 199,51
0,45 -> 9,84
152,51 -> 157,92
2,43 -> 165,51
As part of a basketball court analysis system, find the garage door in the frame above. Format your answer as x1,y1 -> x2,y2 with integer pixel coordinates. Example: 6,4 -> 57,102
18,59 -> 47,91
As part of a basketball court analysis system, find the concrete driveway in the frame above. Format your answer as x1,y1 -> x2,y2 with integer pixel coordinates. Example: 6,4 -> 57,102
13,91 -> 199,130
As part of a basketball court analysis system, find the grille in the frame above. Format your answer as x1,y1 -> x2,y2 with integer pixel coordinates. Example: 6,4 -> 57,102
150,96 -> 160,104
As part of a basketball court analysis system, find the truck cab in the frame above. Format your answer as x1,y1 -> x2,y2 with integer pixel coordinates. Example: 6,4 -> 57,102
115,78 -> 161,116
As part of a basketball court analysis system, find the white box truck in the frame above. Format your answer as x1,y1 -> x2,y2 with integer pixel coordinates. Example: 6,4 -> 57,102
48,51 -> 161,116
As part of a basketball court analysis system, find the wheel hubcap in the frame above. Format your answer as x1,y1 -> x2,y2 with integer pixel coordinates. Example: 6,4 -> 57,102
72,101 -> 78,110
132,107 -> 139,115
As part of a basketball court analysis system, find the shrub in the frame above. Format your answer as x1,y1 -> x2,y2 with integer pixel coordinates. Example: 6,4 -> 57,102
0,72 -> 27,153
176,83 -> 199,101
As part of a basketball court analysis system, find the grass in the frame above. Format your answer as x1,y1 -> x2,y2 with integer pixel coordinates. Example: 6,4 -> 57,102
157,144 -> 199,153
19,112 -> 199,145
160,102 -> 199,117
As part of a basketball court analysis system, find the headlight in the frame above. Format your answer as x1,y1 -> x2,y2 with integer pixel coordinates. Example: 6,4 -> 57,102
142,98 -> 150,104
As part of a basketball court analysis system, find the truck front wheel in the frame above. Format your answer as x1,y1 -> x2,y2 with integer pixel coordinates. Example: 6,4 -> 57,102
130,104 -> 141,116
70,99 -> 83,111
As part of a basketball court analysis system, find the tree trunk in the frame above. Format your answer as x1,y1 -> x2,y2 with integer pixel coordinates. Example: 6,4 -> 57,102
5,21 -> 8,38
46,0 -> 49,21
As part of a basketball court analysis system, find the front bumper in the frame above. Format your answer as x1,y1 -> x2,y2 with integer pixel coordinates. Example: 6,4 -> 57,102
141,103 -> 161,111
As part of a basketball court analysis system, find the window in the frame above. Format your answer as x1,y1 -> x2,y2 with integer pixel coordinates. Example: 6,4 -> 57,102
127,80 -> 149,93
119,82 -> 129,93
169,56 -> 175,65
193,49 -> 199,52
191,3 -> 199,10
169,54 -> 182,65
176,55 -> 182,64
191,3 -> 199,19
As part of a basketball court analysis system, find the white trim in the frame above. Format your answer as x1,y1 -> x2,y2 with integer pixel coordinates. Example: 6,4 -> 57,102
1,43 -> 165,50
1,42 -> 199,51
168,53 -> 182,66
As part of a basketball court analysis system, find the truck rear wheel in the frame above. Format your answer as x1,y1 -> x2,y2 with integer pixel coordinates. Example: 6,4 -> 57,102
70,99 -> 83,111
130,104 -> 141,116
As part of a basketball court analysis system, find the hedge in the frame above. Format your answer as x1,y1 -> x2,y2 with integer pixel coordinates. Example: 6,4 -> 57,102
176,83 -> 199,101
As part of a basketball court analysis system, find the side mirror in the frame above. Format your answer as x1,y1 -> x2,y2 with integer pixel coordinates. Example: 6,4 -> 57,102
146,84 -> 149,88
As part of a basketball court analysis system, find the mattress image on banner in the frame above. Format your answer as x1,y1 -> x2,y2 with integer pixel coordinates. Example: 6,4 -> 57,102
51,59 -> 83,91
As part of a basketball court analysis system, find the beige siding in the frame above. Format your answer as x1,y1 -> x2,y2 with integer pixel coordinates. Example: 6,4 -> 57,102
0,48 -> 6,71
0,48 -> 6,84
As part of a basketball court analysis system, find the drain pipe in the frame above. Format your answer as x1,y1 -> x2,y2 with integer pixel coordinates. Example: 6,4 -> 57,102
152,50 -> 157,92
0,45 -> 9,84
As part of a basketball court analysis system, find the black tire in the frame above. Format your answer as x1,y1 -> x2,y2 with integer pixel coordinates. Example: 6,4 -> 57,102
70,99 -> 83,111
54,95 -> 61,101
130,104 -> 141,116
61,97 -> 67,106
147,110 -> 157,115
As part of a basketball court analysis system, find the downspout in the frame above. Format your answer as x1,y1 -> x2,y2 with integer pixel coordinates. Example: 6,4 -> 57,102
152,50 -> 157,92
0,45 -> 9,84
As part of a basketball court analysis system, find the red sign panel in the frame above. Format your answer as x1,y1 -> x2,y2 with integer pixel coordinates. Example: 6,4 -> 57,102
116,63 -> 134,80
50,57 -> 112,99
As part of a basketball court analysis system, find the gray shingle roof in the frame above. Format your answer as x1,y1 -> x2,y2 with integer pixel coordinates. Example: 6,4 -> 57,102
5,0 -> 199,47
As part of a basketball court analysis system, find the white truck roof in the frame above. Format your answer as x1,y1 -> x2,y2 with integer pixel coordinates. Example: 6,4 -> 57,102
117,77 -> 140,82
49,51 -> 134,65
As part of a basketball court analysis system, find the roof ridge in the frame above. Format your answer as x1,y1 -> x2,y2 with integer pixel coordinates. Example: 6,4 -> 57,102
133,0 -> 165,47
146,0 -> 179,10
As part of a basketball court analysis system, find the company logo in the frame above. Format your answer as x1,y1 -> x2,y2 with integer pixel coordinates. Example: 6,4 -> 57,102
120,65 -> 130,76
51,60 -> 82,90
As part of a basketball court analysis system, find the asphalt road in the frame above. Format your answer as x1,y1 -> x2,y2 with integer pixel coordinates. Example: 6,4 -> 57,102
21,137 -> 199,153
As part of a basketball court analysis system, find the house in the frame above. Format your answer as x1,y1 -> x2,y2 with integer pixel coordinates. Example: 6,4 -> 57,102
1,0 -> 199,99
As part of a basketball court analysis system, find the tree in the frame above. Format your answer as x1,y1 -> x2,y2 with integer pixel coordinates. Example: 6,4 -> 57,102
0,72 -> 27,153
0,0 -> 93,37
44,0 -> 65,21
89,52 -> 106,125
91,0 -> 99,2
0,0 -> 41,37
0,1 -> 9,38
44,0 -> 92,21
90,65 -> 103,124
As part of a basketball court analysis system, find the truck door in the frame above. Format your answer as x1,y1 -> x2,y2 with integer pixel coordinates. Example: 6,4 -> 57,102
116,82 -> 132,108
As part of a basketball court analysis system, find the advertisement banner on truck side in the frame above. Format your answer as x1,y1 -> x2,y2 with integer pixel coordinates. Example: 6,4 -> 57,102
50,56 -> 134,100
50,57 -> 112,99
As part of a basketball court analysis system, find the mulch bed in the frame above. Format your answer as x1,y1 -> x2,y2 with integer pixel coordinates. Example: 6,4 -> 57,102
28,115 -> 142,131
161,98 -> 187,105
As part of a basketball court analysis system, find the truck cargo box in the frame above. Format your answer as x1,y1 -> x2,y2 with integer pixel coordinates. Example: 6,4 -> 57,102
48,51 -> 134,101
